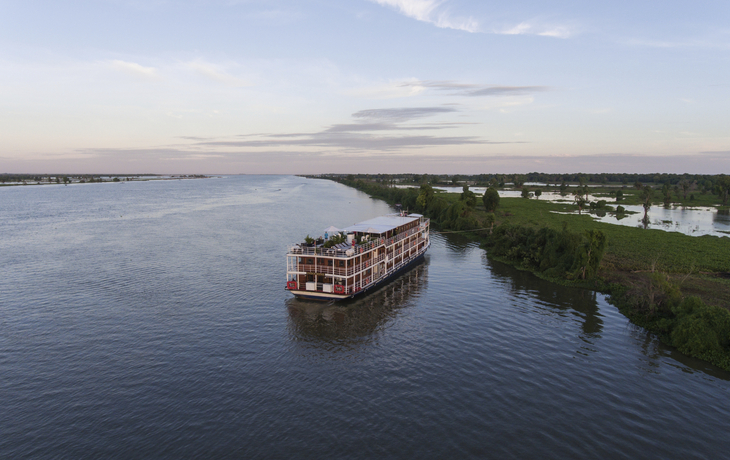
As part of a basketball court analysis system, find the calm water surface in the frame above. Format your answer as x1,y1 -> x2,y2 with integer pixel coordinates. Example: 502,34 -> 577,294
1,176 -> 729,459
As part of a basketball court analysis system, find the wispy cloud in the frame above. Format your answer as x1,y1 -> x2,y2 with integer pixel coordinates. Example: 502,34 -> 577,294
185,60 -> 251,87
352,106 -> 456,121
369,1 -> 574,37
184,106 -> 517,152
349,79 -> 550,100
196,133 -> 490,151
108,60 -> 158,78
369,0 -> 479,33
399,80 -> 550,97
496,22 -> 573,39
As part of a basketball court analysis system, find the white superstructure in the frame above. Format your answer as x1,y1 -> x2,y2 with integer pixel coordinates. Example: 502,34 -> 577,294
286,212 -> 430,300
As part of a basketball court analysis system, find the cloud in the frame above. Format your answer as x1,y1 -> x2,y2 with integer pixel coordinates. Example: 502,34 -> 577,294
195,133 -> 493,151
399,80 -> 550,97
369,1 -> 574,37
186,60 -> 250,87
496,21 -> 573,39
183,105 -> 519,152
349,80 -> 550,101
345,79 -> 431,99
352,106 -> 457,121
322,122 -> 449,133
108,60 -> 158,78
463,85 -> 549,97
369,0 -> 479,33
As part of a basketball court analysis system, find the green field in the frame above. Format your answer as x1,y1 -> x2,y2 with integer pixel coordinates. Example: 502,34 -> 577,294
478,196 -> 730,274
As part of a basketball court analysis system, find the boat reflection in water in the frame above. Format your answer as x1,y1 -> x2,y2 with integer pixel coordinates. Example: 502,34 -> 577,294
286,260 -> 428,347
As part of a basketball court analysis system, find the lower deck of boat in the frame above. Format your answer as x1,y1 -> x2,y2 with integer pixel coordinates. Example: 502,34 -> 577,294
289,244 -> 429,302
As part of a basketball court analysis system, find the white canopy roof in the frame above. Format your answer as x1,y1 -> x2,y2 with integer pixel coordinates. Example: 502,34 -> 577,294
323,225 -> 341,234
342,214 -> 420,235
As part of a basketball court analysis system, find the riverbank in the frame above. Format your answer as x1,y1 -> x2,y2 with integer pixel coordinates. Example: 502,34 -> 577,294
330,177 -> 730,371
0,174 -> 211,186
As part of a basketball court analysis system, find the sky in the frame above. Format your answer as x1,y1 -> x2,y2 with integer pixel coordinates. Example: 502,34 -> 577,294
1,0 -> 729,174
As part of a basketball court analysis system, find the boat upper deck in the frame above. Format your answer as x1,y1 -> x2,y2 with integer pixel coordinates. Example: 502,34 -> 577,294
288,213 -> 428,258
341,213 -> 423,235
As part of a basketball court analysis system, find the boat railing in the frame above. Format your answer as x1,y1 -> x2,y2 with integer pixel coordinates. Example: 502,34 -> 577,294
289,219 -> 429,258
297,253 -> 387,277
383,226 -> 422,247
298,242 -> 429,296
288,245 -> 354,257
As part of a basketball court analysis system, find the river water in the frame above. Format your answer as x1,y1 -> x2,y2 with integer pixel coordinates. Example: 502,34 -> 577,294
1,176 -> 729,459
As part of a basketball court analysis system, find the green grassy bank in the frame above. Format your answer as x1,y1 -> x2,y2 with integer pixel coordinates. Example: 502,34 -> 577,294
331,177 -> 730,371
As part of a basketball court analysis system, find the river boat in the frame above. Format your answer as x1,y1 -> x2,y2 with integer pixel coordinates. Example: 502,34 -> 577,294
286,212 -> 430,301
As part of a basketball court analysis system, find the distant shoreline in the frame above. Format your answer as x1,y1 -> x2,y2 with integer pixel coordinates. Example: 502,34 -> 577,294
0,174 -> 213,187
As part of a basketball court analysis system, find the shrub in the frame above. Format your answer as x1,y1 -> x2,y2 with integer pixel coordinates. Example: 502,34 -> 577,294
485,224 -> 606,280
671,297 -> 730,369
482,187 -> 500,212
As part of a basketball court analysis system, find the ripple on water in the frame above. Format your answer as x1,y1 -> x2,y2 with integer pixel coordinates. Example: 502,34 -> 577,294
1,176 -> 729,459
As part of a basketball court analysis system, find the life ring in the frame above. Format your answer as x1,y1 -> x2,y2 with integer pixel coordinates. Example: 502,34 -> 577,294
286,280 -> 297,290
334,285 -> 345,294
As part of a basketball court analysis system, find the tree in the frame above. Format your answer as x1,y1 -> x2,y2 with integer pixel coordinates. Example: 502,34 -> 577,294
482,187 -> 500,212
572,230 -> 607,280
416,184 -> 435,211
662,183 -> 672,206
573,189 -> 587,214
535,189 -> 542,199
640,185 -> 654,222
460,185 -> 477,208
559,181 -> 568,196
485,212 -> 496,234
718,175 -> 730,206
679,179 -> 691,199
521,187 -> 531,199
615,190 -> 623,202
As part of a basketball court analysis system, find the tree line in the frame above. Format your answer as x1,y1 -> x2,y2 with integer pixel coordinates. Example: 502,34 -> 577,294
324,172 -> 730,191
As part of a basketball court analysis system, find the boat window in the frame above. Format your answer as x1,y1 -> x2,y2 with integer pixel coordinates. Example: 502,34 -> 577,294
307,258 -> 313,264
328,260 -> 333,266
339,260 -> 345,267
